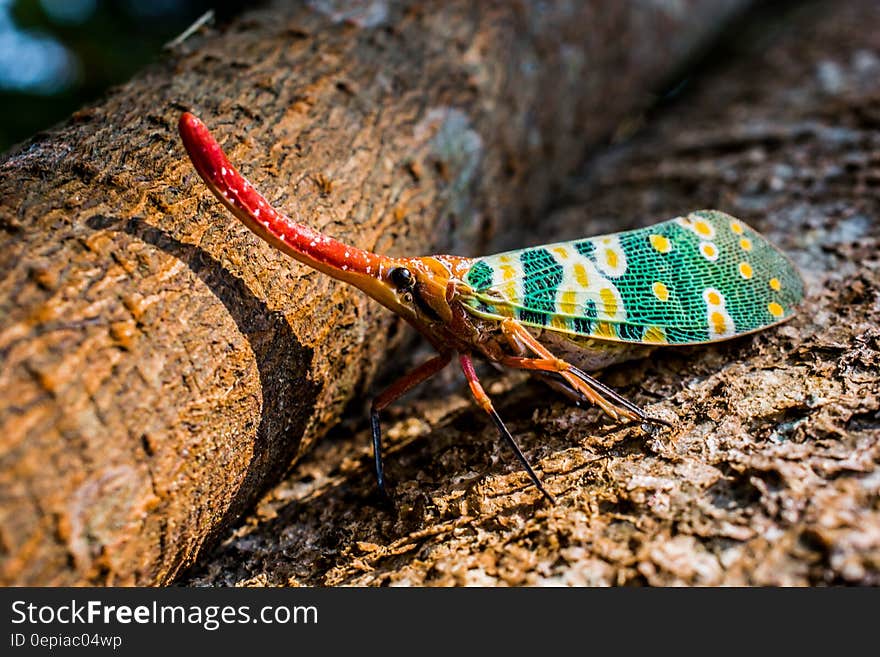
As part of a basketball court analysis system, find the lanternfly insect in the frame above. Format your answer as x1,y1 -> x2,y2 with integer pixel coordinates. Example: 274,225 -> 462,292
178,113 -> 804,503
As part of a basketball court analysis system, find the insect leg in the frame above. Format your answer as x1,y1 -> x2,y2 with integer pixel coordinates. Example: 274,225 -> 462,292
566,365 -> 672,428
370,353 -> 452,497
532,372 -> 588,406
498,353 -> 630,421
499,319 -> 669,427
459,353 -> 555,503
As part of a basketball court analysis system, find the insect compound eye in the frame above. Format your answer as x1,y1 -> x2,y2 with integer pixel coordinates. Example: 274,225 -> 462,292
389,267 -> 415,290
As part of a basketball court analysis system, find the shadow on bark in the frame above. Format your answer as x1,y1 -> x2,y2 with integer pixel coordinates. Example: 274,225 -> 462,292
86,214 -> 320,534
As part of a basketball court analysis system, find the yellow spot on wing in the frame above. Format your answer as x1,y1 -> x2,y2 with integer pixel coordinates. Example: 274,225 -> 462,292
605,248 -> 618,269
652,281 -> 669,301
768,302 -> 784,317
599,287 -> 618,317
706,290 -> 722,306
700,242 -> 718,261
500,264 -> 517,281
769,277 -> 782,291
694,220 -> 714,237
643,326 -> 667,344
739,262 -> 753,279
596,237 -> 626,277
730,220 -> 744,234
552,246 -> 570,259
573,263 -> 590,288
649,234 -> 671,253
560,290 -> 577,315
710,311 -> 728,335
550,316 -> 569,331
740,238 -> 752,251
593,322 -> 617,338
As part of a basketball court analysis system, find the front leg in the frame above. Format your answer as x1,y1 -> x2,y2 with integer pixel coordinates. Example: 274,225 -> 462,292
370,353 -> 452,497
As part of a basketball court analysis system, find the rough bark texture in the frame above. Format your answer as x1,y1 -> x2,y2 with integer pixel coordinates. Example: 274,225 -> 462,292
183,0 -> 880,587
0,1 -> 747,585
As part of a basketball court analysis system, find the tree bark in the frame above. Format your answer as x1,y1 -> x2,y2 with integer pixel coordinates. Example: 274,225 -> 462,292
183,0 -> 880,587
0,1 -> 747,585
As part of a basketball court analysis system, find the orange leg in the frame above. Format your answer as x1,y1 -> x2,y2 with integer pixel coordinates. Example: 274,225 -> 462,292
459,353 -> 555,503
371,354 -> 452,497
499,319 -> 670,427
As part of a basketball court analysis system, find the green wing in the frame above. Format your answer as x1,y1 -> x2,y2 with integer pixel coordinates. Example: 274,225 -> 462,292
463,210 -> 804,345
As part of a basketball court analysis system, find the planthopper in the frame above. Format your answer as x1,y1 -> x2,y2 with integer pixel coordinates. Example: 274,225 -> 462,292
178,112 -> 804,504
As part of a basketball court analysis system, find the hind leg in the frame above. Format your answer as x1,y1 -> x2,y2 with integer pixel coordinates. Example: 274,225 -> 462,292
499,319 -> 671,428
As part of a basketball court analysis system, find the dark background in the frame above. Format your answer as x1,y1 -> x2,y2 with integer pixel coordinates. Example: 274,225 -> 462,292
0,0 -> 250,154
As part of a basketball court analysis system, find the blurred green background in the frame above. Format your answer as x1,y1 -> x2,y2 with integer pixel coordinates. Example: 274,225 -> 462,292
0,0 -> 248,154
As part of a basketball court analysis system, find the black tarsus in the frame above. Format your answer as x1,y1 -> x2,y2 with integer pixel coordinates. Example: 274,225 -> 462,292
487,408 -> 556,504
370,407 -> 390,500
372,397 -> 555,504
566,365 -> 673,428
366,353 -> 452,503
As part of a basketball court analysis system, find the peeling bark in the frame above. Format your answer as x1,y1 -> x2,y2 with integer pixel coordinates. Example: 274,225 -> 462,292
0,1 -> 746,585
183,0 -> 880,587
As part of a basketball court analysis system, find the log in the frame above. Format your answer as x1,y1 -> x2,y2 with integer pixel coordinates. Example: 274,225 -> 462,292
183,0 -> 880,586
0,1 -> 747,585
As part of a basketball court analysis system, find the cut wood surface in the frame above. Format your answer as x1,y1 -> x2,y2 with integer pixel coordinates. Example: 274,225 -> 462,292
183,0 -> 880,586
0,1 -> 747,585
